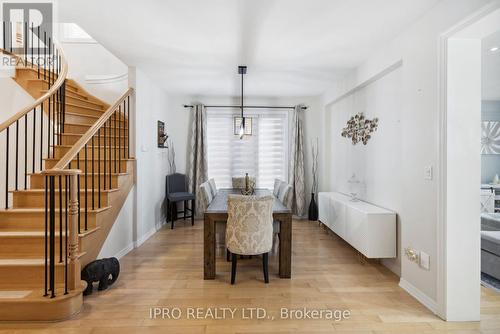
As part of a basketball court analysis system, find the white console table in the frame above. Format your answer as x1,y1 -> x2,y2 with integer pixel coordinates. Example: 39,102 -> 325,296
318,192 -> 396,258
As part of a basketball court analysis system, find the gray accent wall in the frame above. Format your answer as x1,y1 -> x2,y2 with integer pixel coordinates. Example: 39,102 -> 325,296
482,100 -> 500,184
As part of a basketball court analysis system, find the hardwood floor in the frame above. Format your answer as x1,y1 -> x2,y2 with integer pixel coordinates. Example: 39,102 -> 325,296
0,220 -> 499,333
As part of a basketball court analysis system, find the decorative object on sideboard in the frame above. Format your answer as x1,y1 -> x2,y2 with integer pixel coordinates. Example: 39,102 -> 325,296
308,137 -> 319,221
167,139 -> 176,174
347,173 -> 363,202
482,121 -> 500,154
81,257 -> 120,296
158,120 -> 169,148
241,173 -> 255,195
341,112 -> 378,145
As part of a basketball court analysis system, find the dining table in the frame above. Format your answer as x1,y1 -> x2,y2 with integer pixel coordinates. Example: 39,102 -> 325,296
203,188 -> 292,280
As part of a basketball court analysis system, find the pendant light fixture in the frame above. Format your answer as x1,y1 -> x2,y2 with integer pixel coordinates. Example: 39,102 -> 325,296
238,65 -> 247,139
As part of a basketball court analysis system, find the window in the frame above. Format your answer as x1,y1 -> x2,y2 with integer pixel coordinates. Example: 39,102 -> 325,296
207,110 -> 288,189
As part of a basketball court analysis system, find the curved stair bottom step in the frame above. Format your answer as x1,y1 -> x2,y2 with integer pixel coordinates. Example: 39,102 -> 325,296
0,280 -> 86,321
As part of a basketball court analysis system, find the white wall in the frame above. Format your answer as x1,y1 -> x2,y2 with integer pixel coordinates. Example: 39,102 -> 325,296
321,0 -> 492,317
61,41 -> 128,104
326,66 -> 402,275
99,67 -> 170,258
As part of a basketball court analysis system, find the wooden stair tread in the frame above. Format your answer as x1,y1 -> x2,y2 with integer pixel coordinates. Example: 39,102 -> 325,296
41,88 -> 89,101
10,188 -> 119,194
54,144 -> 129,149
0,258 -> 66,266
61,132 -> 128,138
64,110 -> 127,121
0,206 -> 111,214
58,101 -> 105,112
0,281 -> 85,300
0,226 -> 100,238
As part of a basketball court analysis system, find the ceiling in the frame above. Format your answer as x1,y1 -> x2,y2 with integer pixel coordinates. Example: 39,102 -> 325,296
58,0 -> 440,97
483,31 -> 500,100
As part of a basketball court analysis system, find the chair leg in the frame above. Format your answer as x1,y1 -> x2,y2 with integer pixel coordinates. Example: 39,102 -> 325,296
191,199 -> 195,226
262,253 -> 269,284
184,200 -> 187,220
170,202 -> 175,229
226,249 -> 230,262
231,253 -> 237,285
166,199 -> 170,224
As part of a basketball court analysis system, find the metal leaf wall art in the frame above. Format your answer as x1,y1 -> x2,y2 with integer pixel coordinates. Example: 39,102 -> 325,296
341,113 -> 378,145
482,121 -> 500,154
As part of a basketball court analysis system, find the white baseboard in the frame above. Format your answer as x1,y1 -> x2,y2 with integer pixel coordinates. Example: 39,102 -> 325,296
113,242 -> 135,260
111,220 -> 166,259
399,278 -> 438,315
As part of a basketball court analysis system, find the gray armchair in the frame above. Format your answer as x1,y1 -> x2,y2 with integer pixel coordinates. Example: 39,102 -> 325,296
166,173 -> 195,229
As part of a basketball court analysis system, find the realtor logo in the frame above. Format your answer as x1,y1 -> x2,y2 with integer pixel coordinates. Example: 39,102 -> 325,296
2,2 -> 53,54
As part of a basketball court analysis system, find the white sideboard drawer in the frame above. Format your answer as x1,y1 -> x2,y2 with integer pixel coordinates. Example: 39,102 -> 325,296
318,192 -> 396,258
330,196 -> 346,239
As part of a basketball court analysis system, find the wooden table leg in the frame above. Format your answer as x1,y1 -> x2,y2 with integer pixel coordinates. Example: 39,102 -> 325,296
204,213 -> 216,279
279,214 -> 292,278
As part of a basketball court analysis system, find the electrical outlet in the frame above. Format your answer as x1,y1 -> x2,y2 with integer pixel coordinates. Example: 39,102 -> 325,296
404,247 -> 419,263
419,251 -> 430,270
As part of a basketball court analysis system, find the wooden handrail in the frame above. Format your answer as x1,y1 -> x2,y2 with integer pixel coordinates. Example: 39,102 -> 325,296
50,87 -> 134,171
0,43 -> 68,132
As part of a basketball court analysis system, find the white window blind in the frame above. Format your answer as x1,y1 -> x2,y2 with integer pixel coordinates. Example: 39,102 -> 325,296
207,111 -> 288,189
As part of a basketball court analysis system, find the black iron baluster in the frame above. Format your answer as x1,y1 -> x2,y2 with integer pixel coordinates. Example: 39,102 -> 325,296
37,25 -> 40,78
84,144 -> 88,231
33,108 -> 36,173
119,105 -> 122,172
77,153 -> 80,233
43,31 -> 46,80
44,175 -> 48,296
49,175 -> 55,298
114,111 -> 117,173
104,119 -> 107,190
91,136 -> 95,210
15,120 -> 18,191
31,22 -> 34,67
5,127 -> 9,209
109,119 -> 112,188
24,21 -> 27,65
59,175 -> 62,263
47,95 -> 51,159
64,175 -> 68,295
40,102 -> 43,168
127,95 -> 130,158
24,115 -> 27,189
98,129 -> 101,208
9,22 -> 12,52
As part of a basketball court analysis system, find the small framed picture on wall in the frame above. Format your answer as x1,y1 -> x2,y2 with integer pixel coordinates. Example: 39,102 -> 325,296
158,120 -> 168,148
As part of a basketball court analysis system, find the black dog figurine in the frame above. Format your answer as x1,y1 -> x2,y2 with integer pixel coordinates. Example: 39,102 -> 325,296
81,257 -> 120,295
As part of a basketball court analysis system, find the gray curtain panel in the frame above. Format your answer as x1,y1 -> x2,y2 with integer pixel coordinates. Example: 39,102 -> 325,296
288,105 -> 306,216
188,104 -> 208,217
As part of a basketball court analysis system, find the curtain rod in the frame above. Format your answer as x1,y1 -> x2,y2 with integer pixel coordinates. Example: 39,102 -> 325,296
183,105 -> 307,110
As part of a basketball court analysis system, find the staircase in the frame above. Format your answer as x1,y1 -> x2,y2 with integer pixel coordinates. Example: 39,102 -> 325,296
0,32 -> 134,321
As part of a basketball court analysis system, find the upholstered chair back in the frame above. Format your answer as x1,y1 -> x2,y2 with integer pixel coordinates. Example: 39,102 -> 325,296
232,176 -> 256,189
166,173 -> 188,194
226,195 -> 274,255
200,182 -> 213,207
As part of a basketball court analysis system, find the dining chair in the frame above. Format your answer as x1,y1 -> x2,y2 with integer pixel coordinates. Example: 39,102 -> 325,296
166,173 -> 195,229
200,181 -> 213,206
201,181 -> 226,248
232,176 -> 256,189
226,194 -> 274,284
273,182 -> 292,250
208,178 -> 218,197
